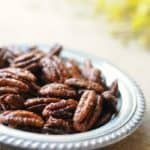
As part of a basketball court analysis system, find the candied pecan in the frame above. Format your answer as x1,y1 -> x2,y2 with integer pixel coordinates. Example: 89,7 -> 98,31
0,68 -> 39,95
43,116 -> 72,134
0,94 -> 24,112
11,50 -> 44,71
48,43 -> 62,57
0,47 -> 18,68
0,110 -> 44,128
110,80 -> 118,97
40,56 -> 68,83
73,90 -> 103,132
0,68 -> 36,82
66,59 -> 82,78
102,80 -> 119,114
0,87 -> 19,94
24,97 -> 61,113
39,83 -> 77,98
81,59 -> 102,83
0,78 -> 29,92
42,99 -> 78,119
65,78 -> 104,93
94,111 -> 113,128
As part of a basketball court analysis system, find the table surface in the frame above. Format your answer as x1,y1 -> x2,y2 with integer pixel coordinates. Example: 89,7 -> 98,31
0,1 -> 149,150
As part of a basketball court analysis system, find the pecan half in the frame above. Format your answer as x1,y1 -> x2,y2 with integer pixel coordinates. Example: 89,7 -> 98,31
0,78 -> 29,92
0,94 -> 24,112
48,43 -> 62,57
43,116 -> 72,134
73,90 -> 103,132
0,68 -> 39,95
40,56 -> 68,83
0,110 -> 44,128
0,47 -> 18,68
24,97 -> 61,113
0,87 -> 19,94
42,99 -> 78,119
66,59 -> 82,78
0,68 -> 37,82
81,59 -> 102,83
65,78 -> 104,93
11,50 -> 44,71
102,80 -> 119,113
39,83 -> 77,98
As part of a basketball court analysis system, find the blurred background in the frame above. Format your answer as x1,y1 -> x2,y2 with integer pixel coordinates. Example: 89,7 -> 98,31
0,0 -> 149,150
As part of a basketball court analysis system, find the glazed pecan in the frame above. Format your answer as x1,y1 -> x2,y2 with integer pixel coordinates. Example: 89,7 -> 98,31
40,56 -> 68,83
81,59 -> 102,83
11,50 -> 44,71
43,116 -> 72,134
0,110 -> 44,128
0,94 -> 24,112
0,68 -> 37,82
73,90 -> 103,132
65,78 -> 104,93
42,99 -> 78,119
94,111 -> 113,128
66,59 -> 82,78
0,87 -> 19,94
0,78 -> 29,92
0,68 -> 39,95
48,43 -> 62,57
24,97 -> 61,113
0,47 -> 18,68
102,80 -> 118,113
39,83 -> 77,98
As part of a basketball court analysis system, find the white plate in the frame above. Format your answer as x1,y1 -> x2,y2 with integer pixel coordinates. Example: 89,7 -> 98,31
0,45 -> 145,150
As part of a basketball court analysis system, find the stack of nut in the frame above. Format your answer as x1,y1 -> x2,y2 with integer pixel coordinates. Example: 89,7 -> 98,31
0,44 -> 119,134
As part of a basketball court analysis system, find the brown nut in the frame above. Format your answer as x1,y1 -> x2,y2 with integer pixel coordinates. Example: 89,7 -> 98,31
73,90 -> 103,132
0,78 -> 29,92
0,94 -> 24,112
81,59 -> 102,83
110,80 -> 118,97
66,59 -> 82,78
0,87 -> 20,94
0,68 -> 39,95
0,68 -> 37,82
0,110 -> 44,128
42,99 -> 78,119
11,50 -> 44,71
43,116 -> 72,134
0,47 -> 18,68
24,97 -> 61,113
39,83 -> 77,98
40,56 -> 68,83
48,43 -> 62,57
65,78 -> 104,93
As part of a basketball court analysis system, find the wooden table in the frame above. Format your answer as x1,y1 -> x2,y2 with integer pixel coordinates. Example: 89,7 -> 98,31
0,1 -> 149,149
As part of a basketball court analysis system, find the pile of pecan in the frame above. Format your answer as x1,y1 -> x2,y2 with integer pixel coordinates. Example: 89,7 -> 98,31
0,44 -> 119,134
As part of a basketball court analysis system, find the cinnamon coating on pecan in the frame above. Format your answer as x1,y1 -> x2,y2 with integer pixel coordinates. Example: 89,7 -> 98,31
0,47 -> 18,68
65,78 -> 104,93
40,56 -> 68,83
48,43 -> 62,57
0,94 -> 24,112
43,99 -> 78,119
43,116 -> 72,134
39,83 -> 77,98
73,90 -> 103,132
81,59 -> 102,83
11,50 -> 44,71
25,97 -> 61,113
66,59 -> 82,78
0,110 -> 44,128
